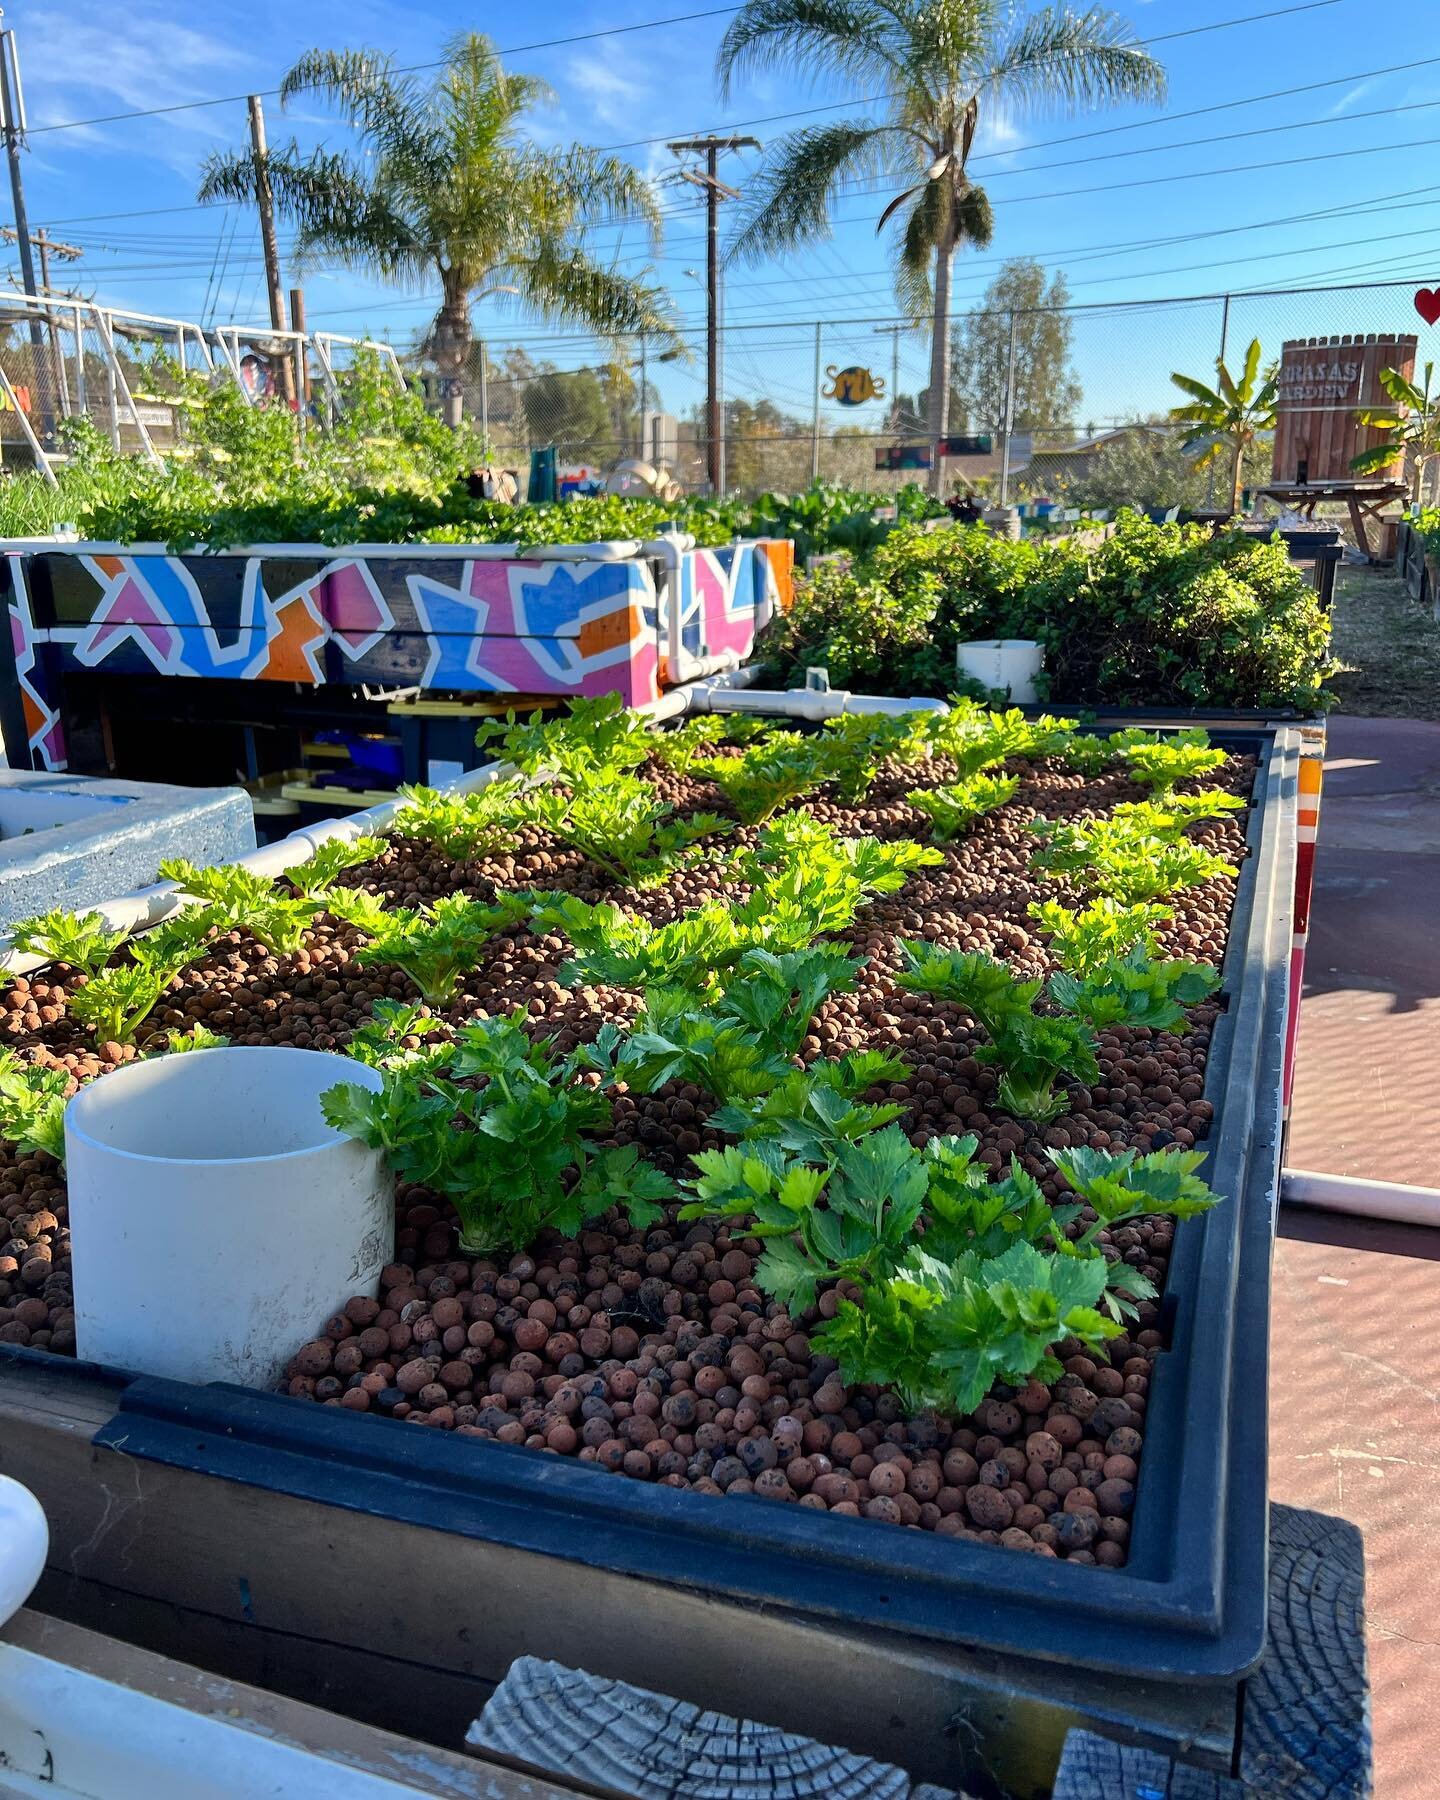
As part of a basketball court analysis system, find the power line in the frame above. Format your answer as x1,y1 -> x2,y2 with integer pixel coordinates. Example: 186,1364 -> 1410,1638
23,9 -> 749,136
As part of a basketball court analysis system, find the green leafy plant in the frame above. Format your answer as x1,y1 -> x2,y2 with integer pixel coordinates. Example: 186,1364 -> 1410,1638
820,1237 -> 1122,1415
535,895 -> 752,998
906,771 -> 1017,841
323,1010 -> 672,1252
161,1024 -> 230,1053
1121,731 -> 1227,794
645,715 -> 729,774
703,733 -> 836,825
67,964 -> 176,1047
521,773 -> 730,885
1169,337 -> 1277,514
817,711 -> 932,803
1052,1144 -> 1222,1251
895,942 -> 1099,1122
1027,897 -> 1172,976
390,781 -> 530,863
1058,728 -> 1155,777
1048,944 -> 1219,1032
320,887 -> 395,937
158,859 -> 319,956
618,945 -> 864,1105
1029,816 -> 1236,904
356,893 -> 531,1004
710,1055 -> 909,1150
1111,792 -> 1245,838
0,1054 -> 69,1163
1351,360 -> 1440,502
10,909 -> 127,976
475,694 -> 654,782
345,1000 -> 447,1070
283,835 -> 385,896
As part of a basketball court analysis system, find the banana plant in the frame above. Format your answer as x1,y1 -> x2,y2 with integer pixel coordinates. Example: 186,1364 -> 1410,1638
1169,337 -> 1277,514
1351,361 -> 1440,504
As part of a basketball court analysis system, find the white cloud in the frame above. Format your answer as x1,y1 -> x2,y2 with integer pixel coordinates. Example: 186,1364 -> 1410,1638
1327,80 -> 1375,116
563,54 -> 646,132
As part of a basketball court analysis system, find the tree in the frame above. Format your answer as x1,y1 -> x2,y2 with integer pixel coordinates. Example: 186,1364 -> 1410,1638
716,0 -> 1163,489
521,368 -> 612,460
1055,424 -> 1211,514
1169,338 -> 1277,515
198,34 -> 679,428
1351,362 -> 1440,504
950,259 -> 1081,439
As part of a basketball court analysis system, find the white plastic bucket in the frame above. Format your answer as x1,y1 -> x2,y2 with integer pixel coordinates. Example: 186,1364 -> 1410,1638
956,637 -> 1044,704
0,1475 -> 47,1626
64,1047 -> 391,1389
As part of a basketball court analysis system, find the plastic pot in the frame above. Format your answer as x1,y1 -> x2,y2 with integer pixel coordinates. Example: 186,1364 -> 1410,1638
956,638 -> 1044,703
64,1047 -> 391,1389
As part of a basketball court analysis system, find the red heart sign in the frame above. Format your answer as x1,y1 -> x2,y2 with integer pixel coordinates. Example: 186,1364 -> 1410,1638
1415,288 -> 1440,325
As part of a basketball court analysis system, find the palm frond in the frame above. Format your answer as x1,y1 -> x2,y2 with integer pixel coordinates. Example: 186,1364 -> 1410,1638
534,146 -> 665,248
1239,335 -> 1262,398
895,178 -> 945,319
508,245 -> 682,351
258,147 -> 432,287
1169,373 -> 1223,410
724,118 -> 903,264
280,47 -> 447,192
716,0 -> 914,98
984,4 -> 1166,114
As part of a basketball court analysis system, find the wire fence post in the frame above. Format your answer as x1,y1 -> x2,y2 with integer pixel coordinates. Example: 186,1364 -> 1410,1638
998,310 -> 1018,507
1205,294 -> 1233,509
478,338 -> 489,450
811,321 -> 822,484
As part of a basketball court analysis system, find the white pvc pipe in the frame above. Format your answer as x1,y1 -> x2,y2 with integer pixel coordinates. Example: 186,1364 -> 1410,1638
65,1048 -> 390,1387
1281,1169 -> 1440,1230
684,683 -> 948,721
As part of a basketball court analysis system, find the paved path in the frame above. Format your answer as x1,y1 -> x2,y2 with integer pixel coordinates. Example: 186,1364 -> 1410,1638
1270,715 -> 1440,1799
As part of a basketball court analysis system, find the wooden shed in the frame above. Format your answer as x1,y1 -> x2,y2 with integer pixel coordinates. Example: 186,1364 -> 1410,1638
1270,332 -> 1416,484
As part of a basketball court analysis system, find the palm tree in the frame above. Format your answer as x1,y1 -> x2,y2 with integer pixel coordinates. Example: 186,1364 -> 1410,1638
1168,339 -> 1277,516
199,34 -> 680,429
1351,362 -> 1440,504
715,1 -> 1164,488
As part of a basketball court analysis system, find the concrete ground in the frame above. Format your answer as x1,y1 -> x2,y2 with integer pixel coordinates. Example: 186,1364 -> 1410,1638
1272,714 -> 1440,1799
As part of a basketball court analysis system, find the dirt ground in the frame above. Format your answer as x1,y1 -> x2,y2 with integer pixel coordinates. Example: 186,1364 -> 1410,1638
1326,562 -> 1440,721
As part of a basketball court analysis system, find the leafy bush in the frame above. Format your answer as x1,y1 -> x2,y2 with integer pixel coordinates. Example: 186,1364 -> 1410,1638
760,512 -> 1330,712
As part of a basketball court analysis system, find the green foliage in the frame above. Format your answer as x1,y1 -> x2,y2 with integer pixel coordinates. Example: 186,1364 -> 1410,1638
345,1000 -> 447,1069
618,945 -> 863,1103
1111,791 -> 1245,838
390,781 -> 529,861
322,1011 -> 671,1253
1027,897 -> 1172,976
161,1024 -> 230,1053
703,733 -> 835,824
1052,1143 -> 1222,1250
127,909 -> 222,976
1029,815 -> 1236,904
1048,944 -> 1219,1032
158,858 -> 319,956
906,771 -> 1017,841
894,942 -> 1098,1122
10,909 -> 127,977
820,1238 -> 1122,1416
1169,338 -> 1277,513
67,964 -> 175,1047
679,482 -> 944,565
320,887 -> 395,937
759,512 -> 1330,713
931,701 -> 1074,776
475,694 -> 653,782
356,892 -> 531,1004
646,715 -> 729,774
283,836 -> 385,896
1353,362 -> 1440,500
1121,731 -> 1226,793
520,773 -> 730,885
0,1055 -> 69,1164
536,894 -> 749,997
817,710 -> 933,802
1058,727 -> 1154,777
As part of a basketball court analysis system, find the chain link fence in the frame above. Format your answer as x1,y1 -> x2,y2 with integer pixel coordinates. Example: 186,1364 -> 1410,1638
456,277 -> 1435,505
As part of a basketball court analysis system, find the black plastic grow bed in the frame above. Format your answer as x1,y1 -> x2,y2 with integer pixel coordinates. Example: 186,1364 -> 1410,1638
2,726 -> 1297,1689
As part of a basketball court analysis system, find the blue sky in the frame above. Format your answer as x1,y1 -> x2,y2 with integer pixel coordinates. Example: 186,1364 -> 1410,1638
9,0 -> 1440,430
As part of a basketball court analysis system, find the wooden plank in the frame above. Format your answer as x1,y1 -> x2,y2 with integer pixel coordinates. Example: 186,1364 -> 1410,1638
1053,1730 -> 1243,1798
469,1656 -> 968,1799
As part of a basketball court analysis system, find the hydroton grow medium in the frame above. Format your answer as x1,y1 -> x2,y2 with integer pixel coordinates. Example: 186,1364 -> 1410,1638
0,712 -> 1294,1678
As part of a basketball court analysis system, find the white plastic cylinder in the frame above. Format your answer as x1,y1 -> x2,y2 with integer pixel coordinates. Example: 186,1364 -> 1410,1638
956,637 -> 1044,703
0,1475 -> 47,1625
64,1048 -> 391,1389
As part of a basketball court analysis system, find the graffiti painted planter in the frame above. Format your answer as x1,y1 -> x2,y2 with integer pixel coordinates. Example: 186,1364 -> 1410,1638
0,535 -> 795,772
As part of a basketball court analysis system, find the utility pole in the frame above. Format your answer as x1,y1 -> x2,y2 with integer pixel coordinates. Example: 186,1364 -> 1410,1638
288,285 -> 309,410
0,18 -> 52,441
4,226 -> 81,420
668,135 -> 758,495
873,324 -> 908,435
247,95 -> 295,409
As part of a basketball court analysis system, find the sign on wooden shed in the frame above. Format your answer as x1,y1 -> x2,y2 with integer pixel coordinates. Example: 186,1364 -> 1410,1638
1271,332 -> 1417,483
